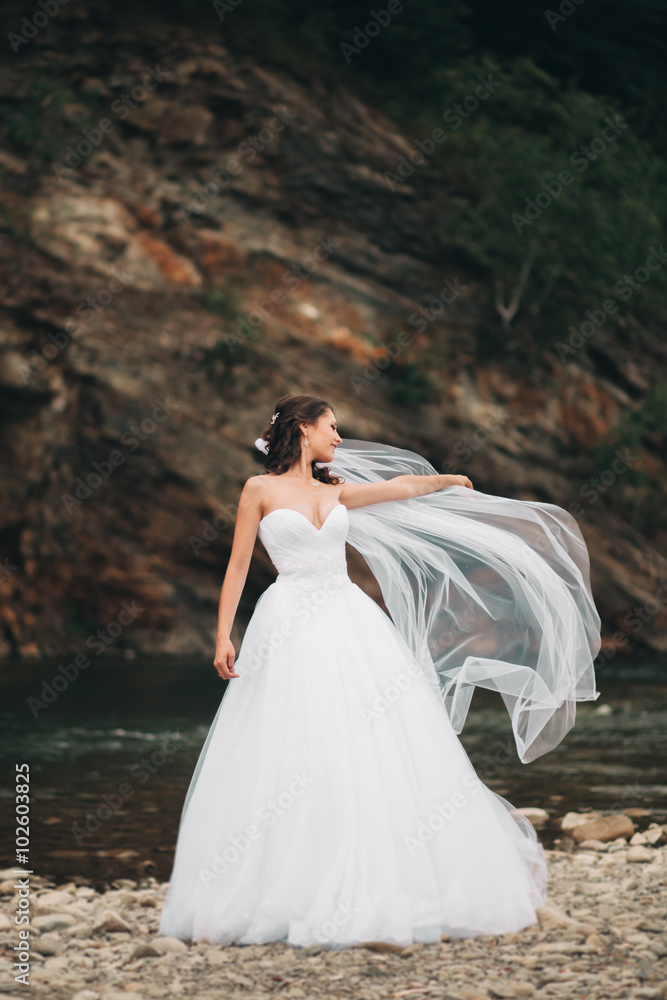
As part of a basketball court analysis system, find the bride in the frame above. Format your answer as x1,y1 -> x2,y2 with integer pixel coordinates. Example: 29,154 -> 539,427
159,393 -> 600,948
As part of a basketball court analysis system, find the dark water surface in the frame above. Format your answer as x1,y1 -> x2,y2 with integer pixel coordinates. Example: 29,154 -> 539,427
1,655 -> 665,888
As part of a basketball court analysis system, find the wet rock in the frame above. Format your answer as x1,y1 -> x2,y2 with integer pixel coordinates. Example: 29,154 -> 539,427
517,808 -> 549,828
572,814 -> 635,843
577,839 -> 609,851
560,811 -> 601,833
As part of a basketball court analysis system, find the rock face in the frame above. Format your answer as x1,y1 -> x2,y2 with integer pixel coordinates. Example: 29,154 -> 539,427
0,13 -> 666,660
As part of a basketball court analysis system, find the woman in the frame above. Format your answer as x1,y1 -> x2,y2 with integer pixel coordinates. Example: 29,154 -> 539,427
159,393 -> 600,948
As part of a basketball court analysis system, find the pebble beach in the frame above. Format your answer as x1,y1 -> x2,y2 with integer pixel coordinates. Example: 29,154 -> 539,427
3,810 -> 667,1000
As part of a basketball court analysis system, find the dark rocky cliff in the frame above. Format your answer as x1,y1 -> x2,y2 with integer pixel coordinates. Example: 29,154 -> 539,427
0,10 -> 665,662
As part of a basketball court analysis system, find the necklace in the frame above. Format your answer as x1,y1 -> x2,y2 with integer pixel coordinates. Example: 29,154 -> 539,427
284,469 -> 321,487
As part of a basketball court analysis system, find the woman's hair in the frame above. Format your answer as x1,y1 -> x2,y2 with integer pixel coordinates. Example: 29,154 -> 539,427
257,394 -> 344,485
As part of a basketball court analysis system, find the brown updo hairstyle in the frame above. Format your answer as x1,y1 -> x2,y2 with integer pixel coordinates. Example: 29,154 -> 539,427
257,394 -> 344,485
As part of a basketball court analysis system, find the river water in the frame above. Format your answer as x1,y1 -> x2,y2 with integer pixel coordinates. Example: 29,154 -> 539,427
2,655 -> 665,888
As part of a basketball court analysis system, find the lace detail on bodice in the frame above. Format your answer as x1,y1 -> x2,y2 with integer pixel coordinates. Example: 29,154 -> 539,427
276,552 -> 351,593
257,504 -> 353,594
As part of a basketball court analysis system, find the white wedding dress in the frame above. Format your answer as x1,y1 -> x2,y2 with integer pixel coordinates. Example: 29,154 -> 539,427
159,501 -> 548,948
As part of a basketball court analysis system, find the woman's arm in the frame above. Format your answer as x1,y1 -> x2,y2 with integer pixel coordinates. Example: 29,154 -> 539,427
339,473 -> 472,511
213,477 -> 264,679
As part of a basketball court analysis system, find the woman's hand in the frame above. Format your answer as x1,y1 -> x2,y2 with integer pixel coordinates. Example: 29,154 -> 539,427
442,474 -> 473,490
213,638 -> 239,679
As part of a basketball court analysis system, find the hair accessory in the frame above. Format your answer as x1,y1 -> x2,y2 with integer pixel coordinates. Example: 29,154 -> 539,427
254,437 -> 269,454
270,412 -> 280,424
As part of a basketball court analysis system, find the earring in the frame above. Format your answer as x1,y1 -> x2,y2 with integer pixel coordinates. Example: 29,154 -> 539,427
305,435 -> 309,446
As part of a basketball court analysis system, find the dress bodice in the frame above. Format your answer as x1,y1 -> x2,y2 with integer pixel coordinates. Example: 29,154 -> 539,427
257,503 -> 352,593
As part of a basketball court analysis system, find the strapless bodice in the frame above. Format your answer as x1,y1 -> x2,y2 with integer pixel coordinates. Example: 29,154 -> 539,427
257,503 -> 352,593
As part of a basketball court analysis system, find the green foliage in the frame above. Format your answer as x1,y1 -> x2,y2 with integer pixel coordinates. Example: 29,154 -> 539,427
206,0 -> 667,347
0,62 -> 94,163
201,283 -> 244,323
586,378 -> 667,532
384,360 -> 440,409
63,599 -> 100,638
593,377 -> 667,468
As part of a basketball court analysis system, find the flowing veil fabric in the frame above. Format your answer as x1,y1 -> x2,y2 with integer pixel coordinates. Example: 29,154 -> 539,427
302,438 -> 601,764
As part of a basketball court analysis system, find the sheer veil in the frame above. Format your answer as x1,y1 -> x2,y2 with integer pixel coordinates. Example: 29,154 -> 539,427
255,436 -> 601,763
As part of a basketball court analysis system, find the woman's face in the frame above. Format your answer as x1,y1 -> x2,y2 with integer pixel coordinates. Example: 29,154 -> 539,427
308,409 -> 342,459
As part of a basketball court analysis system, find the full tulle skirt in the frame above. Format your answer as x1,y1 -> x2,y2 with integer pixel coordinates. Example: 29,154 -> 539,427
159,578 -> 547,948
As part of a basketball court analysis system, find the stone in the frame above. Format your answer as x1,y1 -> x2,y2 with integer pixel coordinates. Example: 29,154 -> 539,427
457,988 -> 491,1000
517,807 -> 549,827
33,913 -> 77,932
535,901 -> 576,930
34,933 -> 62,956
485,979 -> 536,997
151,935 -> 188,954
35,889 -> 76,911
93,910 -> 133,933
560,811 -> 601,833
204,948 -> 233,964
130,943 -> 161,959
359,940 -> 406,954
572,814 -> 635,843
627,846 -> 655,863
